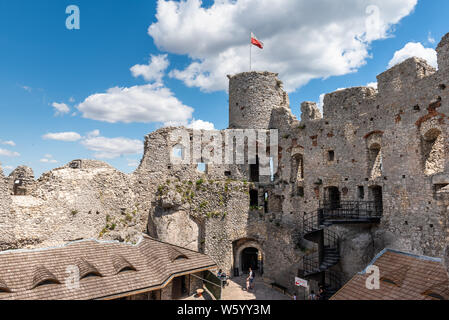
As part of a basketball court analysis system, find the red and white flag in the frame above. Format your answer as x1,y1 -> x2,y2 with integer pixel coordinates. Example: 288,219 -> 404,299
251,32 -> 264,49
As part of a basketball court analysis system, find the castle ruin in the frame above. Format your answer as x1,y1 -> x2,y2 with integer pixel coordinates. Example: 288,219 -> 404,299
1,33 -> 449,296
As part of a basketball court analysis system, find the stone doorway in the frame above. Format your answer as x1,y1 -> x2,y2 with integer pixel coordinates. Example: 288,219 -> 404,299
324,186 -> 341,209
369,185 -> 383,214
250,156 -> 260,182
233,239 -> 264,276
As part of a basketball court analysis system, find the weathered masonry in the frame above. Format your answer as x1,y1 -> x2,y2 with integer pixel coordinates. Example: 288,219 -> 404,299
1,33 -> 449,297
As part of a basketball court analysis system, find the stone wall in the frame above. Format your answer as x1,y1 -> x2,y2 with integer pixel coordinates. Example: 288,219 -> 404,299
4,160 -> 145,249
0,165 -> 14,250
1,32 -> 448,298
7,166 -> 35,196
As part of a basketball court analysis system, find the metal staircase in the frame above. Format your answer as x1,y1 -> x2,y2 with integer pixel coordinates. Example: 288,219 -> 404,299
300,200 -> 382,299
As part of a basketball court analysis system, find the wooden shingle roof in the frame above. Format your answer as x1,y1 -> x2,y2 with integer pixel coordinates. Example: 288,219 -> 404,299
0,235 -> 216,300
331,249 -> 449,300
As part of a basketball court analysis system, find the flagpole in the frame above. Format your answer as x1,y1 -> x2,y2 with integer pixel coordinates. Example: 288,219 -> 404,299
250,32 -> 252,71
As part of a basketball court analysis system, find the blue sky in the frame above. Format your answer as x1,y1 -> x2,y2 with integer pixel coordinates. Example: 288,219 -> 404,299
0,0 -> 448,177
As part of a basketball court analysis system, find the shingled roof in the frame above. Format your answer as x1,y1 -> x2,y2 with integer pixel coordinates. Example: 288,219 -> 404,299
330,249 -> 449,300
0,234 -> 216,300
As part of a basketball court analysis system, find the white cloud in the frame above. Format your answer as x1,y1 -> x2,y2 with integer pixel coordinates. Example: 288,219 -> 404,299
388,42 -> 437,69
2,140 -> 16,147
40,158 -> 58,164
21,85 -> 32,93
366,82 -> 378,89
81,135 -> 143,159
127,159 -> 140,167
51,102 -> 70,116
77,83 -> 193,125
87,129 -> 100,138
130,54 -> 169,83
187,119 -> 216,130
317,93 -> 326,114
3,165 -> 14,170
69,97 -> 75,103
149,0 -> 417,92
0,149 -> 20,157
40,154 -> 58,164
42,132 -> 82,142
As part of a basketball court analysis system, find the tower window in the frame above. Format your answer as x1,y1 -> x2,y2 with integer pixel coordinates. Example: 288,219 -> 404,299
250,190 -> 259,207
328,150 -> 335,162
172,145 -> 184,160
197,163 -> 207,173
358,186 -> 365,200
297,186 -> 304,197
368,143 -> 382,180
292,154 -> 304,182
249,156 -> 259,182
422,129 -> 444,176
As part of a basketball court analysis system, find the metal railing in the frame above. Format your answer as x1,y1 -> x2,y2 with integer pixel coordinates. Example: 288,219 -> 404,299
303,251 -> 320,275
303,210 -> 322,234
320,200 -> 383,221
323,229 -> 339,250
302,229 -> 339,275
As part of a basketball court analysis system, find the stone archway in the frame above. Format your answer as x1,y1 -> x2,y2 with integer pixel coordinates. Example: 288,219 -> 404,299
233,239 -> 264,276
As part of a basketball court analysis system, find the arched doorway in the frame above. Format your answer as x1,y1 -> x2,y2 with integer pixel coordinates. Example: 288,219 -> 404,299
233,239 -> 264,276
241,247 -> 259,273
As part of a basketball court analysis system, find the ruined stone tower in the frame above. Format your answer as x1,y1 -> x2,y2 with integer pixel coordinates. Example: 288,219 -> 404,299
228,71 -> 289,129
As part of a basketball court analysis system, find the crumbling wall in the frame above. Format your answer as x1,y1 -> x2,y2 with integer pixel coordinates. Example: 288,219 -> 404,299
7,166 -> 35,196
6,160 -> 144,249
0,165 -> 15,250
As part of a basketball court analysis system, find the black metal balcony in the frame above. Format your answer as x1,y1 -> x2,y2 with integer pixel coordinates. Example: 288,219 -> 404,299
320,200 -> 383,225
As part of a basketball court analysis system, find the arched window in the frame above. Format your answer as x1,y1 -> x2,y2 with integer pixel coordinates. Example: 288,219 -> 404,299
291,154 -> 304,182
422,128 -> 445,176
197,162 -> 207,174
368,143 -> 382,180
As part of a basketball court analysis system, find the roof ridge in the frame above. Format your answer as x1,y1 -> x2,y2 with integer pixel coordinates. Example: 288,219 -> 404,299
0,234 -> 147,256
360,248 -> 442,275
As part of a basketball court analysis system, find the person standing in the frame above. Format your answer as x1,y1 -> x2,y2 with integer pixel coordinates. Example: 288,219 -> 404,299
247,267 -> 255,290
308,290 -> 317,300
